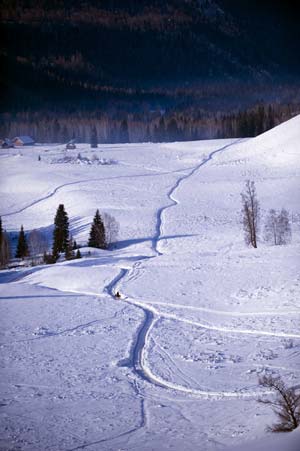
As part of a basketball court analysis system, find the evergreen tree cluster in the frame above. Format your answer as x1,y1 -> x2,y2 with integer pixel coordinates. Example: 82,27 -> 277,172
1,205 -> 117,270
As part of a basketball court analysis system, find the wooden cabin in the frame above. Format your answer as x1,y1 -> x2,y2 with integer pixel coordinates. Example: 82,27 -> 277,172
13,136 -> 35,146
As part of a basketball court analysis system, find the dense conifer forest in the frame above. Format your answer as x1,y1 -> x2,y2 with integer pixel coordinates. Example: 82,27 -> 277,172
1,0 -> 299,142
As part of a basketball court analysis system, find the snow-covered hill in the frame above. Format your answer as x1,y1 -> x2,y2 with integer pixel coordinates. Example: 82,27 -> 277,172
0,116 -> 299,450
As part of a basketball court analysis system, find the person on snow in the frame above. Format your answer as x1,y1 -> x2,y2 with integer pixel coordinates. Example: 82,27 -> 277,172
115,291 -> 121,298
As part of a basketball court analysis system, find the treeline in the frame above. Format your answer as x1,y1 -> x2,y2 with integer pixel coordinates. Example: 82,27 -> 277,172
1,103 -> 298,143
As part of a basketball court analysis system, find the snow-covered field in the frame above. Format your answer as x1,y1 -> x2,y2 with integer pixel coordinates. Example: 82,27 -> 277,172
0,116 -> 300,451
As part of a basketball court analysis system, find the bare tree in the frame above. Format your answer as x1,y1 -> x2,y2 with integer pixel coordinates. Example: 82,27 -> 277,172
278,208 -> 292,245
258,374 -> 300,432
264,208 -> 292,245
102,213 -> 119,247
264,209 -> 279,245
28,229 -> 48,263
0,232 -> 11,268
241,180 -> 260,248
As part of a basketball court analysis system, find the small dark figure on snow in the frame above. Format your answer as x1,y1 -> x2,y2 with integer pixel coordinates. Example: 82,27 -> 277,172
115,291 -> 121,299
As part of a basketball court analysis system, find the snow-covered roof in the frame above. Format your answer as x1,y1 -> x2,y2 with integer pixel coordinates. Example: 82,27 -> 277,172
3,138 -> 13,145
67,139 -> 76,144
13,136 -> 35,144
1,138 -> 14,147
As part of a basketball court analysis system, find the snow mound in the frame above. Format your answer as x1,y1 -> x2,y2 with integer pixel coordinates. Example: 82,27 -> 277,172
51,154 -> 117,165
221,114 -> 300,168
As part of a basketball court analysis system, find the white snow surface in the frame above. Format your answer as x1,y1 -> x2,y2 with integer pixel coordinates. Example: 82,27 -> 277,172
1,116 -> 300,451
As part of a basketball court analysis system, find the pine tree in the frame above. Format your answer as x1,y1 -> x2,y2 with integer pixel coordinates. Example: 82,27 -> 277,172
76,249 -> 82,259
90,125 -> 98,148
167,118 -> 179,141
15,225 -> 29,259
52,204 -> 69,260
157,116 -> 166,142
88,210 -> 106,249
119,119 -> 129,143
65,236 -> 75,260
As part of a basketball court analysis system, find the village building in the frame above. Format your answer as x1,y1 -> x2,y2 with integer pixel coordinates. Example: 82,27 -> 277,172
1,138 -> 14,148
13,136 -> 35,146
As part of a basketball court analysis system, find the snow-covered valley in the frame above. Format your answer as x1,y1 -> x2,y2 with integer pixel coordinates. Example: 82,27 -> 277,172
0,116 -> 300,450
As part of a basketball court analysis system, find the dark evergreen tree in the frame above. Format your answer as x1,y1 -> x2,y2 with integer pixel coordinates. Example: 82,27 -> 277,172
43,251 -> 55,264
15,225 -> 29,259
88,209 -> 106,249
119,119 -> 129,143
76,249 -> 82,259
62,125 -> 70,143
90,125 -> 98,148
65,236 -> 75,260
53,119 -> 61,142
52,204 -> 69,260
266,105 -> 275,130
167,118 -> 179,141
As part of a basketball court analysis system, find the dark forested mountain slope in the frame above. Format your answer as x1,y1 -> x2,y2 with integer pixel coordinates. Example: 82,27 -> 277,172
0,1 -> 299,123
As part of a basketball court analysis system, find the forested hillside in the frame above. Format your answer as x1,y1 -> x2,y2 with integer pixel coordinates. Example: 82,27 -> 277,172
1,0 -> 299,141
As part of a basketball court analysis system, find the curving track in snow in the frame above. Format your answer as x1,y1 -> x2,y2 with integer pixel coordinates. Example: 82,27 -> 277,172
1,169 -> 184,218
105,138 -> 288,398
11,137 -> 298,399
152,139 -> 244,255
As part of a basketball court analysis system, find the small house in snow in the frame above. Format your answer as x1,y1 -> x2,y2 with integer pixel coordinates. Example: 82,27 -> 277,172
1,138 -> 14,148
66,139 -> 76,150
13,136 -> 35,146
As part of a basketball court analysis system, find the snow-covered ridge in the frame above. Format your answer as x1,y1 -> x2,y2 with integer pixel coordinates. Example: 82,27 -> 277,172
219,114 -> 300,168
